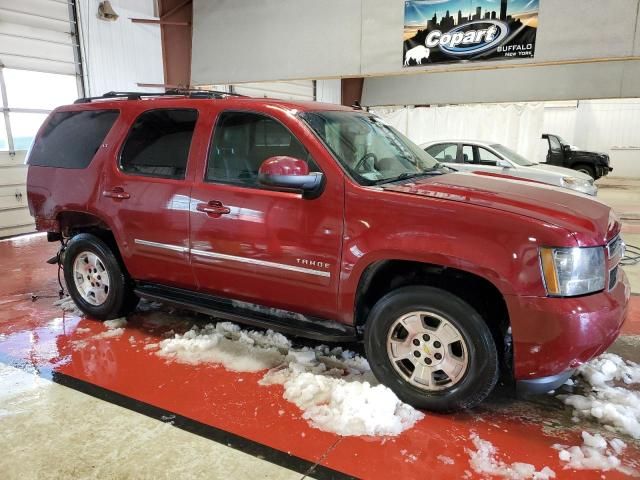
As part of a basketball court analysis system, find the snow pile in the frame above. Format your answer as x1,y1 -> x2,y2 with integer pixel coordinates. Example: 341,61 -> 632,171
157,323 -> 287,372
261,364 -> 422,436
104,318 -> 127,329
558,353 -> 640,439
438,455 -> 455,465
553,431 -> 633,473
260,345 -> 423,437
466,433 -> 556,480
89,317 -> 127,339
154,321 -> 424,436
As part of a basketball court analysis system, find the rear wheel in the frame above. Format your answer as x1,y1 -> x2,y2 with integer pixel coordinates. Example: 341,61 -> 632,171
63,233 -> 138,320
364,286 -> 498,412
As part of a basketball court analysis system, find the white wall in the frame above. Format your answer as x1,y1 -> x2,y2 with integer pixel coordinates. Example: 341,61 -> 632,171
374,100 -> 640,178
543,99 -> 640,178
76,0 -> 163,96
373,103 -> 544,162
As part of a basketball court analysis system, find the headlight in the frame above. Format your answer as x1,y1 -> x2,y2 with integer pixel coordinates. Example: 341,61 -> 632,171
562,176 -> 594,194
539,247 -> 605,296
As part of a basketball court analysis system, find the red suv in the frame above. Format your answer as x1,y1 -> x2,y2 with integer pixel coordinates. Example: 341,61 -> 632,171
27,91 -> 629,411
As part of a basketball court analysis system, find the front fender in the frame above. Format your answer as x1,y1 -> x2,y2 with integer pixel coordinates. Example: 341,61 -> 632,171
337,184 -> 575,323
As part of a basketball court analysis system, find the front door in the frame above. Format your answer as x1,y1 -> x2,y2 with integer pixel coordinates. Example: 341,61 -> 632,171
544,135 -> 564,166
468,145 -> 509,174
99,108 -> 200,289
189,110 -> 344,320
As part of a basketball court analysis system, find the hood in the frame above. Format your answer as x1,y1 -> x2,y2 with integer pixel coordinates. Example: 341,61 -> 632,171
531,163 -> 593,181
569,145 -> 607,155
381,172 -> 618,246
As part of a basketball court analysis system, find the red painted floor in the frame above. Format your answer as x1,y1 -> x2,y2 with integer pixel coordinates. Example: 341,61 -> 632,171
1,233 -> 639,479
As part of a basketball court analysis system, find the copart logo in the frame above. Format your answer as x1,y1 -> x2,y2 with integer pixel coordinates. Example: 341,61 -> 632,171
425,20 -> 509,57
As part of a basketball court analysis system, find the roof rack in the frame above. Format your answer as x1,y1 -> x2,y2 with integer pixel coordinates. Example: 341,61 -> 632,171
74,89 -> 246,104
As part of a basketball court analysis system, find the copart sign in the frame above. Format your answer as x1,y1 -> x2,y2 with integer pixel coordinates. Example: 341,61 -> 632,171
403,0 -> 538,67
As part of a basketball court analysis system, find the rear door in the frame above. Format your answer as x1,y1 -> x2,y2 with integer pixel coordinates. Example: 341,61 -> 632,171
99,107 -> 201,289
189,108 -> 344,320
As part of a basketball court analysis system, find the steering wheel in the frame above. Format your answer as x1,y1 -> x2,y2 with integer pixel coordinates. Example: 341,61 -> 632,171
354,152 -> 378,173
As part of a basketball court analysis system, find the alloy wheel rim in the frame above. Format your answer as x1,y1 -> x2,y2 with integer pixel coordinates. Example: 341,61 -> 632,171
72,251 -> 111,306
386,311 -> 469,391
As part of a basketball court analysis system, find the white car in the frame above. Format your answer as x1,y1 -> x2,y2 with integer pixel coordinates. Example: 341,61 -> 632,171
421,140 -> 597,196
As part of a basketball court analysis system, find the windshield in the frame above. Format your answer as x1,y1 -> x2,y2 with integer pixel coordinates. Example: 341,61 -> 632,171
491,143 -> 536,166
300,111 -> 442,185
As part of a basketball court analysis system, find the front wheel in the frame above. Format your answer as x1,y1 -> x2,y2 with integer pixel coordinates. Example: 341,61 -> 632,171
63,233 -> 138,320
575,164 -> 596,179
364,286 -> 499,412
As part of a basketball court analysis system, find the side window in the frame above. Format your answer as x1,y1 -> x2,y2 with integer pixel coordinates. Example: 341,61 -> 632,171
206,111 -> 315,186
120,109 -> 198,179
461,145 -> 474,163
28,110 -> 119,168
477,147 -> 502,166
426,143 -> 458,162
548,135 -> 561,151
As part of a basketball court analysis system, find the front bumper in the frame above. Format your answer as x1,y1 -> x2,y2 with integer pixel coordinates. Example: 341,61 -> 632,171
598,164 -> 613,177
506,268 -> 630,383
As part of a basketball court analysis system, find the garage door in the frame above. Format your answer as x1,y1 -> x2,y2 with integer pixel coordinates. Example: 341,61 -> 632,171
0,0 -> 80,237
212,80 -> 315,102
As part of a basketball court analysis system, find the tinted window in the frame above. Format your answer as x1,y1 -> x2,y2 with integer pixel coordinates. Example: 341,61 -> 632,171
28,110 -> 118,168
426,143 -> 458,162
207,111 -> 314,186
120,109 -> 197,179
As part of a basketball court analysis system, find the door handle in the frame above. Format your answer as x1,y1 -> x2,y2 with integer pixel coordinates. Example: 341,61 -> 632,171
196,201 -> 230,216
102,187 -> 130,199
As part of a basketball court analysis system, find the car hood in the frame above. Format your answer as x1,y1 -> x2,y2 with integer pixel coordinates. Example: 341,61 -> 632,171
381,172 -> 618,246
530,163 -> 593,181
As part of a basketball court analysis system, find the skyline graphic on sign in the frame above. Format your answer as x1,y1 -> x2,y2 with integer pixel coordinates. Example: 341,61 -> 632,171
405,0 -> 539,27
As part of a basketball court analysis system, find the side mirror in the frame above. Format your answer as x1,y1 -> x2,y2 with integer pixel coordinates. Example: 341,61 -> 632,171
497,159 -> 512,168
562,144 -> 571,153
258,156 -> 324,198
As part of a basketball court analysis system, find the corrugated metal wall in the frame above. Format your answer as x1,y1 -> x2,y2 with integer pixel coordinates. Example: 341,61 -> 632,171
76,0 -> 163,95
0,0 -> 80,237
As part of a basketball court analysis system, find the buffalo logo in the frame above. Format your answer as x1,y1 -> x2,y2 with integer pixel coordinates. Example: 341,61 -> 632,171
425,20 -> 509,57
404,45 -> 431,66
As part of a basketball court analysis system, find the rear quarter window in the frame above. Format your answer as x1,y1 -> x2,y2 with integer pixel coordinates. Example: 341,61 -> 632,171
27,110 -> 119,168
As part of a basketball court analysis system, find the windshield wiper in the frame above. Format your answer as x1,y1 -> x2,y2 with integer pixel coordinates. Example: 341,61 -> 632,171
375,168 -> 445,185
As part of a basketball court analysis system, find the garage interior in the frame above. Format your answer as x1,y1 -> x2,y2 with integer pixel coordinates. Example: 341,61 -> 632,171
1,0 -> 640,479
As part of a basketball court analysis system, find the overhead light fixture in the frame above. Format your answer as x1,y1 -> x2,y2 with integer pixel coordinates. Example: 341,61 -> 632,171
98,1 -> 119,21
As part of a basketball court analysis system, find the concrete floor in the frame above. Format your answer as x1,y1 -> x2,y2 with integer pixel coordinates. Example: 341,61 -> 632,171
1,179 -> 640,480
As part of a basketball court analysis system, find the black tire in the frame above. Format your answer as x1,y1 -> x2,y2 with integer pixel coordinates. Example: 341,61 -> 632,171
63,233 -> 139,320
574,164 -> 596,179
364,286 -> 498,412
